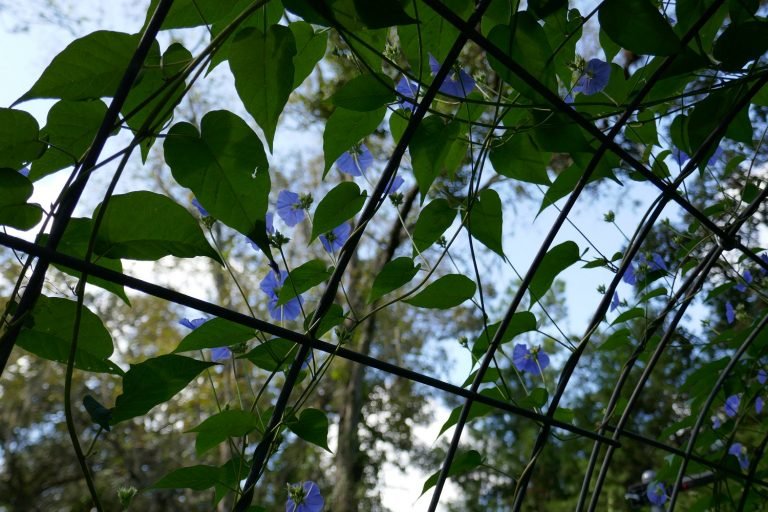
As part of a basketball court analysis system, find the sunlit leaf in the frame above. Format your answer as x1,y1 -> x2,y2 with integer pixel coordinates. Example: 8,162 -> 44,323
323,106 -> 385,175
331,73 -> 395,111
368,257 -> 421,303
310,182 -> 366,242
404,274 -> 476,309
0,108 -> 45,170
278,259 -> 332,306
188,409 -> 262,456
529,241 -> 580,303
468,189 -> 505,259
0,169 -> 43,231
412,198 -> 457,254
174,317 -> 255,353
421,450 -> 483,495
287,408 -> 330,451
599,0 -> 680,56
410,116 -> 462,200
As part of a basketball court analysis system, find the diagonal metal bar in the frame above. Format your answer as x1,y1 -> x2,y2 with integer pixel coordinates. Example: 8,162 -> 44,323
0,0 -> 176,377
0,231 -> 620,448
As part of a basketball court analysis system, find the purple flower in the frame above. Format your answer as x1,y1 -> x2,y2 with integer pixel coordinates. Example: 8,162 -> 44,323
210,347 -> 231,361
286,481 -> 324,512
512,343 -> 550,375
429,54 -> 475,98
758,368 -> 767,385
650,253 -> 667,272
622,263 -> 637,285
610,291 -> 620,312
384,175 -> 405,195
335,144 -> 373,177
757,397 -> 764,414
396,76 -> 418,111
760,254 -> 768,276
260,270 -> 303,321
247,212 -> 275,251
646,481 -> 667,506
277,190 -> 305,227
191,198 -> 209,217
179,317 -> 207,330
319,223 -> 351,253
728,443 -> 749,470
573,58 -> 610,96
725,394 -> 740,417
726,301 -> 735,324
19,167 -> 30,177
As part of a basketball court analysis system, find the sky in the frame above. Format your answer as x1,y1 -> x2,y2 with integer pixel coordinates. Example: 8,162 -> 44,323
0,1 -> 712,509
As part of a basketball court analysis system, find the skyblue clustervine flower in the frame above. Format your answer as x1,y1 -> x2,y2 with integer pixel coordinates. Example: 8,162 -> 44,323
286,481 -> 324,512
384,175 -> 405,195
610,291 -> 620,312
179,317 -> 230,361
395,76 -> 418,111
277,190 -> 306,227
429,54 -> 475,98
319,223 -> 351,253
646,481 -> 667,506
191,198 -> 209,218
573,58 -> 610,96
512,343 -> 550,375
260,269 -> 303,321
726,301 -> 736,324
671,145 -> 723,166
179,317 -> 207,330
650,253 -> 667,272
335,143 -> 373,177
728,442 -> 749,470
725,394 -> 740,418
622,263 -> 637,286
210,346 -> 231,361
758,368 -> 767,385
735,270 -> 753,292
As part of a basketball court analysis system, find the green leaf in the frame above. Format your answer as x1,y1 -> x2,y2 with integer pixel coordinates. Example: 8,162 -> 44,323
612,307 -> 646,326
111,355 -> 216,424
230,25 -> 296,151
278,259 -> 332,306
404,275 -> 476,309
368,257 -> 421,303
241,338 -> 298,372
353,0 -> 416,28
412,198 -> 457,254
311,182 -> 366,241
144,0 -> 238,29
468,189 -> 505,259
688,90 -> 752,155
31,100 -> 107,180
410,116 -> 462,200
16,31 -> 139,103
152,465 -> 222,490
487,13 -> 557,100
291,21 -> 328,88
0,108 -> 45,169
306,303 -> 346,337
331,73 -> 395,111
599,0 -> 680,56
529,241 -> 580,303
38,217 -> 129,303
92,191 -> 221,262
17,296 -> 121,375
323,107 -> 385,175
287,408 -> 330,451
162,42 -> 193,79
472,312 -> 537,360
0,170 -> 43,231
83,395 -> 112,431
713,21 -> 768,71
421,450 -> 482,496
490,134 -> 550,185
188,410 -> 261,456
518,387 -> 548,408
174,318 -> 255,353
164,110 -> 271,254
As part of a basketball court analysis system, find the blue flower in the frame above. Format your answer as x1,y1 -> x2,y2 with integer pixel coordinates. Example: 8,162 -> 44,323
725,394 -> 740,417
610,291 -> 620,312
735,270 -> 753,292
384,175 -> 405,195
210,347 -> 231,361
191,198 -> 209,217
19,167 -> 30,177
758,368 -> 767,385
650,253 -> 667,272
319,223 -> 351,253
277,190 -> 305,227
396,76 -> 418,111
757,396 -> 764,414
260,270 -> 303,321
646,481 -> 667,506
286,481 -> 324,512
335,144 -> 373,177
728,443 -> 749,470
179,317 -> 207,330
512,343 -> 550,375
429,54 -> 475,98
712,414 -> 722,429
622,263 -> 637,285
760,254 -> 768,276
726,301 -> 735,324
671,146 -> 722,166
573,58 -> 610,96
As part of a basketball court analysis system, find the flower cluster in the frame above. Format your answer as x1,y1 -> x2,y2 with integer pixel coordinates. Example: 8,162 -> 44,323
319,223 -> 351,253
335,143 -> 373,177
428,54 -> 475,98
286,481 -> 324,512
573,58 -> 610,96
646,481 -> 667,506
